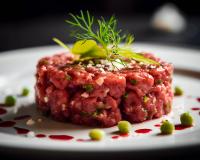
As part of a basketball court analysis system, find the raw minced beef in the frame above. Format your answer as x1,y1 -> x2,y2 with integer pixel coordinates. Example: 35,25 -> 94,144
35,52 -> 173,127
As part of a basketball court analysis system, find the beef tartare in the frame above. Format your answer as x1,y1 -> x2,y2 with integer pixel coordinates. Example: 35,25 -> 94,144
35,11 -> 173,127
35,52 -> 173,127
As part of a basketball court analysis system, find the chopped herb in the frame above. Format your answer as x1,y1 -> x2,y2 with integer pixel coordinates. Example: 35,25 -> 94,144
143,96 -> 149,103
21,87 -> 30,96
130,79 -> 137,85
156,79 -> 163,84
66,74 -> 72,81
80,111 -> 90,117
123,92 -> 128,99
4,95 -> 16,106
92,108 -> 103,117
83,84 -> 93,92
174,86 -> 183,96
40,60 -> 49,65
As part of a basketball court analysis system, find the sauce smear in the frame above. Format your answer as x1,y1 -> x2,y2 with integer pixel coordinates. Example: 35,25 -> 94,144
154,124 -> 161,127
0,121 -> 16,127
175,124 -> 192,130
197,98 -> 200,103
36,134 -> 46,138
135,129 -> 152,134
111,132 -> 129,139
191,107 -> 200,111
49,135 -> 74,141
0,108 -> 7,115
119,133 -> 129,137
112,135 -> 119,139
14,127 -> 30,134
14,115 -> 31,120
76,139 -> 91,142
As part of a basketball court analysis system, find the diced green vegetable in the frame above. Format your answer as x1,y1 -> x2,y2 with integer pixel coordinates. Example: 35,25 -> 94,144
66,74 -> 72,81
92,108 -> 103,117
123,92 -> 128,99
180,112 -> 193,126
118,48 -> 159,65
80,111 -> 90,117
72,40 -> 97,55
83,84 -> 93,92
174,86 -> 183,96
21,87 -> 30,96
130,79 -> 137,85
89,129 -> 105,140
156,79 -> 163,84
143,96 -> 149,103
4,95 -> 16,106
117,121 -> 132,134
160,120 -> 174,135
80,45 -> 107,58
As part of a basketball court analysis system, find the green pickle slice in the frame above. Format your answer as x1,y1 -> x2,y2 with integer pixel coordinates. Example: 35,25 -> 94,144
81,46 -> 107,58
118,48 -> 159,65
72,40 -> 97,55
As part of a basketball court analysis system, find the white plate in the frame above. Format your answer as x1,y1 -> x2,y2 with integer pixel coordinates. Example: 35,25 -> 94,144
0,43 -> 200,153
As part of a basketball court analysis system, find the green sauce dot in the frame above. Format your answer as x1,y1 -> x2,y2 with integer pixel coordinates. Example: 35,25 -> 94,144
117,121 -> 132,134
160,120 -> 174,135
180,112 -> 193,126
174,86 -> 183,96
21,87 -> 30,96
89,129 -> 105,140
4,95 -> 16,106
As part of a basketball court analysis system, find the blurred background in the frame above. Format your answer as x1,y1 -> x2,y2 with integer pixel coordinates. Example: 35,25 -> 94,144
0,0 -> 200,52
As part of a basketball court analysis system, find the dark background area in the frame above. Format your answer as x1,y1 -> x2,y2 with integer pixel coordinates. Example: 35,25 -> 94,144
0,0 -> 200,51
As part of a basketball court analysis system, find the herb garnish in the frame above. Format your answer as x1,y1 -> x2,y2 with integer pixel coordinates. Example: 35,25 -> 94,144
83,84 -> 93,92
130,79 -> 137,85
66,74 -> 72,81
143,95 -> 149,103
123,92 -> 128,99
53,11 -> 159,68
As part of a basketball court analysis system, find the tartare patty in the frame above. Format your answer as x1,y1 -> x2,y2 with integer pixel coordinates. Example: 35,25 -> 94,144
35,52 -> 173,127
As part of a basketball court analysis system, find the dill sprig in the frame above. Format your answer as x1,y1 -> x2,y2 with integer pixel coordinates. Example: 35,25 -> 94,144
53,11 -> 159,67
66,11 -> 130,56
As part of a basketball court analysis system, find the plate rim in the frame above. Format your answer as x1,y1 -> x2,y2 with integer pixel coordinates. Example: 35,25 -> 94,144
0,43 -> 200,152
